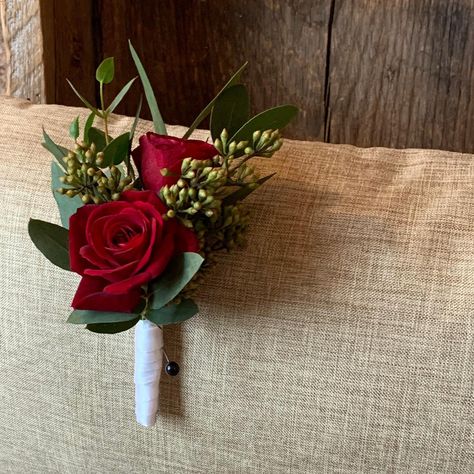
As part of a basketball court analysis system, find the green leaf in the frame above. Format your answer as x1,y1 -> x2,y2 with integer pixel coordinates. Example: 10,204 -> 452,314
183,62 -> 248,139
88,127 -> 111,152
28,219 -> 70,271
96,57 -> 115,84
51,161 -> 82,229
42,129 -> 68,169
148,299 -> 199,325
223,173 -> 276,206
130,94 -> 143,142
86,317 -> 140,334
67,79 -> 102,117
150,252 -> 204,309
210,84 -> 249,141
230,105 -> 298,143
83,112 -> 95,143
69,116 -> 79,140
107,76 -> 137,114
68,309 -> 139,324
102,132 -> 130,166
129,41 -> 166,135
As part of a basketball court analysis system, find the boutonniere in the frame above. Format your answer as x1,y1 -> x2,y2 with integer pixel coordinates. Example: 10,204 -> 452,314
28,42 -> 297,426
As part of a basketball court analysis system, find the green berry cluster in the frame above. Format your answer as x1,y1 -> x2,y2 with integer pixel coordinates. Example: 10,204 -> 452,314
213,128 -> 283,159
160,157 -> 227,227
56,139 -> 133,204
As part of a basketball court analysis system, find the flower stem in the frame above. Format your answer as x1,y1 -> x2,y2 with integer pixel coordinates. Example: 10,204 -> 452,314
99,82 -> 110,145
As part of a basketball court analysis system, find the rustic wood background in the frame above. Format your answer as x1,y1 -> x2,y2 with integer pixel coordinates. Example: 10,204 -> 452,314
39,0 -> 474,152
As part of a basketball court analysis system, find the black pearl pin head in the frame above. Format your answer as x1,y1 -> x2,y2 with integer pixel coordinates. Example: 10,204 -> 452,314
165,361 -> 180,376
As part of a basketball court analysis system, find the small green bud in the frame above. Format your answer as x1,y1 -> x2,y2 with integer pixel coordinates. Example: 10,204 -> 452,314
181,157 -> 192,172
203,195 -> 214,206
184,171 -> 196,179
205,209 -> 214,218
244,147 -> 253,155
87,167 -> 96,177
236,140 -> 248,150
228,141 -> 237,155
193,201 -> 202,210
81,194 -> 91,204
160,168 -> 170,177
166,209 -> 176,218
213,138 -> 223,153
179,188 -> 188,201
56,187 -> 66,194
96,152 -> 104,166
177,179 -> 186,188
112,193 -> 121,201
188,188 -> 197,199
66,189 -> 77,197
59,176 -> 66,183
85,150 -> 93,162
67,151 -> 75,159
198,189 -> 207,200
208,171 -> 218,181
92,196 -> 102,204
201,166 -> 212,177
252,130 -> 261,143
90,143 -> 96,153
220,128 -> 228,141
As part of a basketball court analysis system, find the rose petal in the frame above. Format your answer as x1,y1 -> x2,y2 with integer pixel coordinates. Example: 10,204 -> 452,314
72,276 -> 141,313
69,204 -> 98,275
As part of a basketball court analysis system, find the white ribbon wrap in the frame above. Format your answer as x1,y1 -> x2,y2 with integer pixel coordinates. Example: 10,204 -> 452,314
134,319 -> 163,427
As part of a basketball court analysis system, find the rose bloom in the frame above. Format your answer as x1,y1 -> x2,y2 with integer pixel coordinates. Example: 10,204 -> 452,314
132,133 -> 216,192
69,190 -> 199,312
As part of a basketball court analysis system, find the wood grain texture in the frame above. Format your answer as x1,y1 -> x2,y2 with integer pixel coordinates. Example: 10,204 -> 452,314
40,0 -> 474,151
96,0 -> 330,140
1,0 -> 44,102
328,0 -> 474,151
40,0 -> 97,109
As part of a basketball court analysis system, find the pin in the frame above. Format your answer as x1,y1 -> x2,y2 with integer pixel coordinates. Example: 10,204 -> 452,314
163,349 -> 180,376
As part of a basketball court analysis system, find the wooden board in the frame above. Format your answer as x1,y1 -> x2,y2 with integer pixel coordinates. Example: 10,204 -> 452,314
95,0 -> 331,140
327,0 -> 474,151
0,0 -> 45,102
40,0 -> 474,151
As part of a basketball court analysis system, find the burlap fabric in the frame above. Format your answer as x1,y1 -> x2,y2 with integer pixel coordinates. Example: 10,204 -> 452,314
1,96 -> 473,473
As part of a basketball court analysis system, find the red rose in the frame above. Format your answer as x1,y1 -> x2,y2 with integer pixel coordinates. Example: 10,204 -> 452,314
69,190 -> 199,312
132,132 -> 216,192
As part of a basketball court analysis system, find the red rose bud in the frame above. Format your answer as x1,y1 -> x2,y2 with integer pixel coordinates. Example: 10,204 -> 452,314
69,190 -> 199,312
132,132 -> 217,192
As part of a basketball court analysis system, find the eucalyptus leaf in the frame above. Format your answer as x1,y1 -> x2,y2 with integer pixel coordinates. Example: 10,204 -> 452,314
96,57 -> 115,84
150,252 -> 204,309
148,299 -> 199,325
230,105 -> 298,143
86,317 -> 140,334
102,132 -> 130,166
28,219 -> 70,271
88,127 -> 112,152
51,161 -> 82,229
183,62 -> 248,139
67,79 -> 102,117
68,309 -> 139,324
69,116 -> 79,140
42,129 -> 68,169
210,84 -> 249,141
223,173 -> 276,206
83,112 -> 95,143
107,76 -> 137,114
129,41 -> 166,135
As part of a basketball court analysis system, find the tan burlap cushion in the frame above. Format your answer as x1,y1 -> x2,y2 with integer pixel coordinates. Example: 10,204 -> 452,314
1,95 -> 473,472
